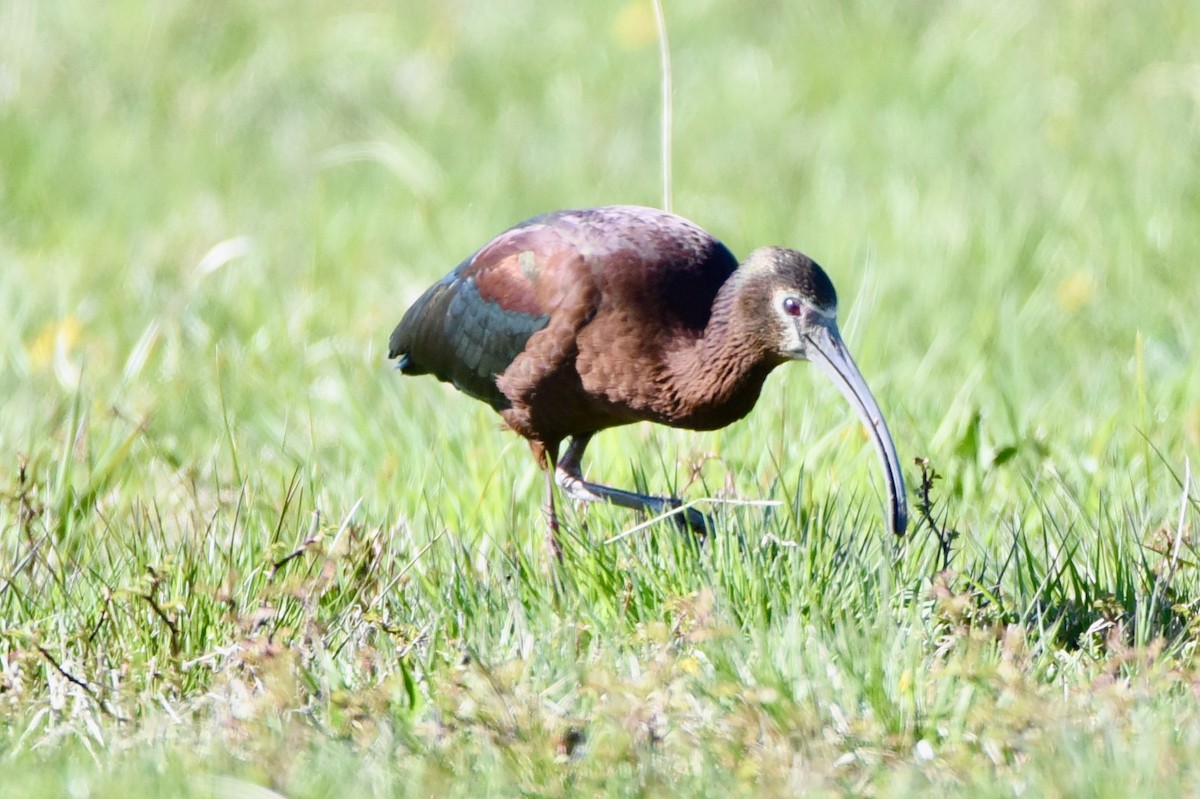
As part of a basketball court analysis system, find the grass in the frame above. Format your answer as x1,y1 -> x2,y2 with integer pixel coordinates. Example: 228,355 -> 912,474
2,0 -> 1200,795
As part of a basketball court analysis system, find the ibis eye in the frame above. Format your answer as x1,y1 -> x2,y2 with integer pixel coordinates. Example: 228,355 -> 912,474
782,296 -> 803,317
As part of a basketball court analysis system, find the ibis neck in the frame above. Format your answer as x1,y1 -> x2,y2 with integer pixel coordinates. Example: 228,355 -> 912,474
666,282 -> 780,430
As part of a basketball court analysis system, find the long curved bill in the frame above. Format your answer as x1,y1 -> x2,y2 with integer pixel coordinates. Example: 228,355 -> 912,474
804,323 -> 908,536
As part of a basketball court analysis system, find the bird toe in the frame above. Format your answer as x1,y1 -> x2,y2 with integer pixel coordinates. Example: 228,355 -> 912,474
669,502 -> 713,539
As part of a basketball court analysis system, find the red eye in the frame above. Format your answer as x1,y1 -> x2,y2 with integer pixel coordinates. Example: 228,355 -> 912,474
783,297 -> 802,316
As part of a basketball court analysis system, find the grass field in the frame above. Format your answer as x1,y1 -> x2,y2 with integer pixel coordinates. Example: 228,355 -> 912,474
2,0 -> 1200,795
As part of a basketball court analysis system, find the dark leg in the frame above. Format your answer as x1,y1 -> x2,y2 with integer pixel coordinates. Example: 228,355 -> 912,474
554,434 -> 709,533
531,440 -> 563,561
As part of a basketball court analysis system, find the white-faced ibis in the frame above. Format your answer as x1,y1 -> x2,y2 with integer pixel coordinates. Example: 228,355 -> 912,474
389,205 -> 907,555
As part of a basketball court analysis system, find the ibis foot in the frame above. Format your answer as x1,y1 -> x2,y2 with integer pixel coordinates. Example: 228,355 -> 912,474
664,499 -> 712,539
555,434 -> 711,539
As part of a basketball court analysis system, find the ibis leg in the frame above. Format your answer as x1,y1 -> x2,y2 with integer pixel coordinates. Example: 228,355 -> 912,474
554,435 -> 709,534
532,440 -> 564,561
